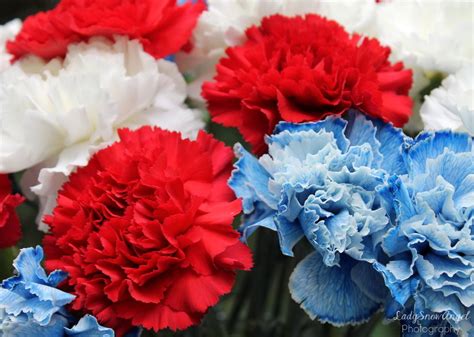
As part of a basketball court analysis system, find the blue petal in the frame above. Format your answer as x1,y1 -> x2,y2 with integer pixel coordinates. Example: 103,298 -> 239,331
229,144 -> 277,213
373,262 -> 419,307
0,246 -> 75,326
4,247 -> 48,287
407,131 -> 472,176
344,110 -> 382,165
379,176 -> 417,222
371,117 -> 410,175
273,117 -> 349,151
350,261 -> 389,303
289,252 -> 381,325
0,311 -> 69,337
239,202 -> 276,241
275,215 -> 303,257
65,315 -> 114,337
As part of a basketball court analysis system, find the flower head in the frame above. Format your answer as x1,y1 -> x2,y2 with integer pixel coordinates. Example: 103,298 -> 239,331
230,111 -> 408,324
0,37 -> 203,230
43,127 -> 253,335
176,0 -> 378,103
0,175 -> 24,249
375,131 -> 474,334
7,0 -> 204,61
203,14 -> 413,154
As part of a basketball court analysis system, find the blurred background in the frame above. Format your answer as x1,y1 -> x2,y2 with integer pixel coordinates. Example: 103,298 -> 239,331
0,1 -> 401,336
0,0 -> 58,24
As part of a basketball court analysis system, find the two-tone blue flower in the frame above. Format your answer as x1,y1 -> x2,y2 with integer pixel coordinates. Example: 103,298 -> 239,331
230,110 -> 409,325
375,131 -> 474,336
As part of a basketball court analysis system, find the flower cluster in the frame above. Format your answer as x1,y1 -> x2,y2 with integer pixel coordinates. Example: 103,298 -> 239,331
1,34 -> 203,231
230,109 -> 474,333
0,246 -> 115,337
43,127 -> 253,336
1,1 -> 473,336
202,14 -> 413,154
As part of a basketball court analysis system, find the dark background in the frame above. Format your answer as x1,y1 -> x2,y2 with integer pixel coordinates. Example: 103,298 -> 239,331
0,0 -> 58,24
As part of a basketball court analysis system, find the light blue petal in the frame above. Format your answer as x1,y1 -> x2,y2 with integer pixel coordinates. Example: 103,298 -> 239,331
373,262 -> 419,307
344,110 -> 382,165
274,117 -> 349,151
65,315 -> 114,337
371,117 -> 410,175
407,131 -> 472,176
0,310 -> 68,337
289,252 -> 382,325
275,215 -> 304,257
229,144 -> 277,213
240,206 -> 276,242
0,246 -> 75,327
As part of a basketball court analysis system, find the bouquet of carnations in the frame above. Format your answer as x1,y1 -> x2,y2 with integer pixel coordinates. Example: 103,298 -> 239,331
0,1 -> 472,337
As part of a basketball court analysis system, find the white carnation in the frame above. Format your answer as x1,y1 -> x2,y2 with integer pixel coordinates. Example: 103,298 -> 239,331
0,19 -> 21,72
375,0 -> 473,75
176,0 -> 377,102
0,37 -> 204,230
420,64 -> 474,136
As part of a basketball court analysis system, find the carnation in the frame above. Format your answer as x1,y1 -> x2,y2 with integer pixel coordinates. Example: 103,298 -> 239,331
0,246 -> 114,337
375,0 -> 473,75
0,19 -> 21,72
375,131 -> 474,335
0,37 -> 204,231
420,64 -> 473,136
0,175 -> 24,249
229,111 -> 408,324
176,0 -> 378,102
43,127 -> 253,336
7,0 -> 204,61
203,14 -> 413,154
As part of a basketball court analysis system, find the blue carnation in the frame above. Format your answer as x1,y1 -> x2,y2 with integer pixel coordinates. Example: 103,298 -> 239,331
0,246 -> 115,337
375,131 -> 474,336
229,111 -> 409,325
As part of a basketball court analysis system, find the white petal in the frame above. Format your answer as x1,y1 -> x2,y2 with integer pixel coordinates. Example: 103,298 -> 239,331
421,64 -> 474,135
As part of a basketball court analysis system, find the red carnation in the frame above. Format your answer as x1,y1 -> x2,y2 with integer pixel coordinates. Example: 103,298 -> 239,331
43,127 -> 252,336
202,14 -> 413,154
0,175 -> 24,249
7,0 -> 205,61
